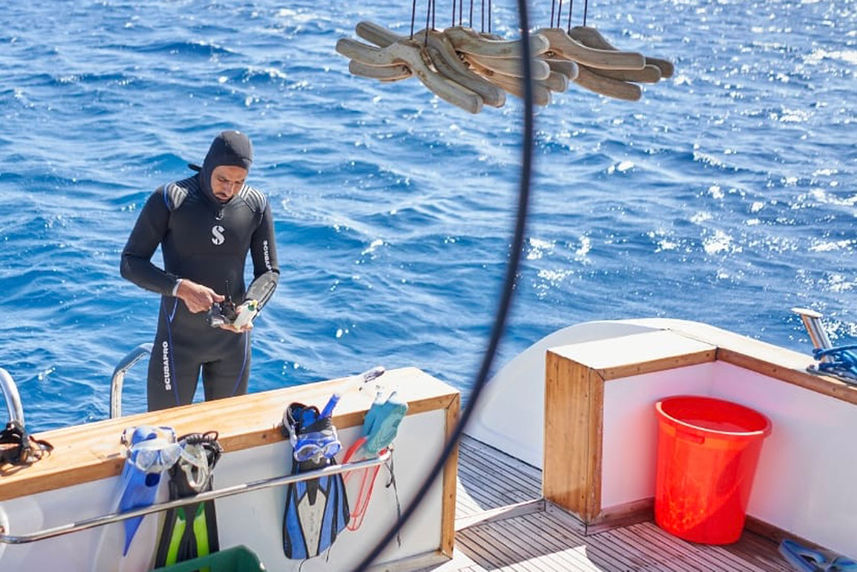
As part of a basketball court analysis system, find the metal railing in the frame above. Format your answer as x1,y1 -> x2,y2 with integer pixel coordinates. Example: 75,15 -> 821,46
0,449 -> 390,544
110,343 -> 152,419
792,307 -> 833,359
0,368 -> 25,426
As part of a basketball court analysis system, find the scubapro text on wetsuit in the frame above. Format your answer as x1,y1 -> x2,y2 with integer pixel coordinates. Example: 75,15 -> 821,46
161,341 -> 172,391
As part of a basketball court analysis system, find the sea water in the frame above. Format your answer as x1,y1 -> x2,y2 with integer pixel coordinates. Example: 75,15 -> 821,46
0,0 -> 854,431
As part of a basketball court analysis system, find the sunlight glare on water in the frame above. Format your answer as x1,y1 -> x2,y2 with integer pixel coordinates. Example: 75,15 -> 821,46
0,0 -> 854,430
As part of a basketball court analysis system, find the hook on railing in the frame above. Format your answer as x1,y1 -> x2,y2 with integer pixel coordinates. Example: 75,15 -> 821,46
110,343 -> 152,419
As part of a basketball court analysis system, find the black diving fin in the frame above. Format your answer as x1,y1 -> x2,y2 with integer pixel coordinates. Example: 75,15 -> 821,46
154,432 -> 223,567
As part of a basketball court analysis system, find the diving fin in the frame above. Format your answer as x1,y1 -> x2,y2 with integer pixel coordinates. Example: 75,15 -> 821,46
282,404 -> 349,560
154,432 -> 222,568
118,426 -> 178,557
157,501 -> 217,565
283,459 -> 350,560
119,461 -> 162,556
245,270 -> 279,309
778,539 -> 857,571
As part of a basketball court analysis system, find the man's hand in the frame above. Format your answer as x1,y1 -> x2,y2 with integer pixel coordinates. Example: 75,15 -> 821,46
219,321 -> 254,334
218,300 -> 257,334
176,280 -> 225,313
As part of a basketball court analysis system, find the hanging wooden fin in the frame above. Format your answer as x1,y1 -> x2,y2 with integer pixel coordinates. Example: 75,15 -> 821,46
337,35 -> 484,113
570,26 -> 674,78
353,23 -> 505,108
542,71 -> 569,93
389,40 -> 484,113
444,26 -> 550,59
336,38 -> 395,66
422,29 -> 506,107
463,52 -> 552,81
573,65 -> 642,101
355,21 -> 402,48
544,58 -> 579,81
465,57 -> 552,106
596,64 -> 662,83
349,60 -> 412,82
538,28 -> 645,71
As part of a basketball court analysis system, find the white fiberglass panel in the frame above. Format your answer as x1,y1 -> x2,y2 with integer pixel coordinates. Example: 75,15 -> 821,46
601,363 -> 716,507
710,362 -> 857,558
0,409 -> 449,570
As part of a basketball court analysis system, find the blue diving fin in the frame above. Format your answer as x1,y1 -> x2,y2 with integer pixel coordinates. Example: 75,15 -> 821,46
118,426 -> 178,556
282,404 -> 349,560
779,539 -> 857,572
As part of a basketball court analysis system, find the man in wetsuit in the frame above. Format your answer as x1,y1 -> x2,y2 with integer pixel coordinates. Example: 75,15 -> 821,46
121,130 -> 279,411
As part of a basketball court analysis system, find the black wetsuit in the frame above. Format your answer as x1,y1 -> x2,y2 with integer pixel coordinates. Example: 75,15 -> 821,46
121,171 -> 279,411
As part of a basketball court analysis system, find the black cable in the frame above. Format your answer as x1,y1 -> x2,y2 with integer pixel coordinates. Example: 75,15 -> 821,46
351,0 -> 535,566
567,0 -> 574,31
583,0 -> 589,26
410,0 -> 417,37
425,0 -> 432,43
488,0 -> 492,34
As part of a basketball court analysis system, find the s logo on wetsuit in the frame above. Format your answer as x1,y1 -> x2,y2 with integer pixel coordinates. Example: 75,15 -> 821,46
211,225 -> 225,245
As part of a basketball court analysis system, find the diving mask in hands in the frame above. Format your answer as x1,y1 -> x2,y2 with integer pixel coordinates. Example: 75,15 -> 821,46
207,299 -> 258,329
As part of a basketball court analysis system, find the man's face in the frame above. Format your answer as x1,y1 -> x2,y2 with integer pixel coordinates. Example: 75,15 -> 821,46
210,165 -> 248,203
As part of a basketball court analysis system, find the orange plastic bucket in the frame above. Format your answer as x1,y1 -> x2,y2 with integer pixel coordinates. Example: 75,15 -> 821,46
654,395 -> 771,544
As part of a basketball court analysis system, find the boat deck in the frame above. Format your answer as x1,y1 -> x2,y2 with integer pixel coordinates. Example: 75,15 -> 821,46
432,435 -> 792,572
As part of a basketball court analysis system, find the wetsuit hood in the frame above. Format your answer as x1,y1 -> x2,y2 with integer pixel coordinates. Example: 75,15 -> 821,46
199,130 -> 253,204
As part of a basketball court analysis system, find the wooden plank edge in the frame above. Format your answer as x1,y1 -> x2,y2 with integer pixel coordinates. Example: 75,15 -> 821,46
366,548 -> 453,571
543,352 -> 589,514
585,366 -> 604,521
584,498 -> 654,534
441,391 -> 461,557
598,348 -> 716,381
717,347 -> 857,405
744,515 -> 828,551
640,320 -> 857,406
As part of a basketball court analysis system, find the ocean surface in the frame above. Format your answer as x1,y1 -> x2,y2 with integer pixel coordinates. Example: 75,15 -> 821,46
1,0 -> 854,432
